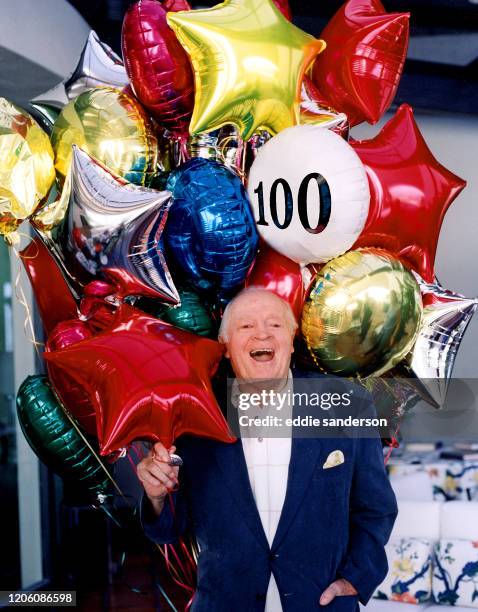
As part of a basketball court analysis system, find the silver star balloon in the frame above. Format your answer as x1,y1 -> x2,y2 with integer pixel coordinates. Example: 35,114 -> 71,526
403,280 -> 477,407
31,31 -> 129,112
33,146 -> 179,305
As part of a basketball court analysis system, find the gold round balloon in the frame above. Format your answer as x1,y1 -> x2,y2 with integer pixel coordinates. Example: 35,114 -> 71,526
0,98 -> 55,239
50,87 -> 158,186
301,248 -> 423,377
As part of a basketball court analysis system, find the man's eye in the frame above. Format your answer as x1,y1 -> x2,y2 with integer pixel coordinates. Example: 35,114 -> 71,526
270,322 -> 282,328
240,323 -> 252,329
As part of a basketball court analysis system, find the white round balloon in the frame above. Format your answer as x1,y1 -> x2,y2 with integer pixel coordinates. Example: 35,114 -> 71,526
247,125 -> 370,265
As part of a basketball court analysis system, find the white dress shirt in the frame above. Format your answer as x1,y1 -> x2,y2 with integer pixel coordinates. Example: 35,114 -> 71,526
237,373 -> 293,612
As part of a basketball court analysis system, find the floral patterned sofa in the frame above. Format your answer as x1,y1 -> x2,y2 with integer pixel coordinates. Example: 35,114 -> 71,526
361,501 -> 478,611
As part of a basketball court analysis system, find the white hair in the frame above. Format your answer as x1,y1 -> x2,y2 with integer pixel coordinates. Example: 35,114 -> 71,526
218,286 -> 298,344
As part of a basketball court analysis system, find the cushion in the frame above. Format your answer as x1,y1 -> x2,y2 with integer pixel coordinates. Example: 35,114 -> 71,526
374,538 -> 433,604
391,471 -> 434,502
440,503 -> 478,541
433,539 -> 478,608
426,607 -> 473,612
391,501 -> 442,541
360,601 -> 429,610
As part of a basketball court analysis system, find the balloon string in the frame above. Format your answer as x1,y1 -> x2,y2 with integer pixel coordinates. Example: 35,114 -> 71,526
126,459 -> 195,595
10,242 -> 44,356
50,385 -> 130,503
155,580 -> 179,612
384,422 -> 400,466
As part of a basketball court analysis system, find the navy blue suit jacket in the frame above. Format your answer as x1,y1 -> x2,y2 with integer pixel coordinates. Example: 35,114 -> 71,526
141,370 -> 398,611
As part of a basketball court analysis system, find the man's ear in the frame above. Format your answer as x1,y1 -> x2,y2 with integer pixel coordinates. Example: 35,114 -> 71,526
219,339 -> 230,359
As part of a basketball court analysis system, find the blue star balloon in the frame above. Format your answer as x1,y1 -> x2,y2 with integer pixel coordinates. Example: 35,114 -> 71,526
165,158 -> 258,300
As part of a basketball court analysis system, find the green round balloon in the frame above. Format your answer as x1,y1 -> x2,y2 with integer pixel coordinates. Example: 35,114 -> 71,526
153,288 -> 215,337
16,375 -> 111,500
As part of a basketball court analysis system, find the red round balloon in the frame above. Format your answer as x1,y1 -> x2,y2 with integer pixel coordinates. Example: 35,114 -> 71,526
44,305 -> 235,455
20,237 -> 78,335
352,104 -> 466,283
272,0 -> 292,20
162,0 -> 191,10
246,244 -> 304,322
46,320 -> 98,437
311,0 -> 409,126
122,0 -> 194,134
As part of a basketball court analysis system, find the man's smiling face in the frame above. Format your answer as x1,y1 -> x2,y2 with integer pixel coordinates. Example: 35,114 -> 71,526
223,290 -> 295,381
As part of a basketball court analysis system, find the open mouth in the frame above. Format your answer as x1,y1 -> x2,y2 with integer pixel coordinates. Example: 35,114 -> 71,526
249,349 -> 275,362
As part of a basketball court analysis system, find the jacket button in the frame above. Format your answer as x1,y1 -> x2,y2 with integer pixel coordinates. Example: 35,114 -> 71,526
269,553 -> 279,560
256,593 -> 266,601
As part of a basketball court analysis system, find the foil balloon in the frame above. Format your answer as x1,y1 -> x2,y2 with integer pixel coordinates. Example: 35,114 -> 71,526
352,105 -> 466,283
311,0 -> 409,126
404,283 -> 478,407
16,375 -> 111,501
167,0 -> 326,139
25,102 -> 59,136
272,0 -> 292,20
44,304 -> 236,455
151,287 -> 216,337
187,128 -> 242,173
45,320 -> 98,437
247,125 -> 369,265
0,99 -> 55,240
164,158 -> 259,301
50,87 -> 158,186
78,280 -> 119,333
162,0 -> 192,9
121,0 -> 194,135
34,146 -> 179,304
32,31 -> 129,110
301,248 -> 423,377
300,77 -> 349,139
20,237 -> 79,333
246,244 -> 304,322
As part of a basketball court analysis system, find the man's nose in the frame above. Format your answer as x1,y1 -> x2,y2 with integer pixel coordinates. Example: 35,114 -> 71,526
254,324 -> 270,339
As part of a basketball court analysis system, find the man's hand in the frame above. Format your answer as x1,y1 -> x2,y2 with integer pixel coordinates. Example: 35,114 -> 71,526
319,578 -> 358,606
137,442 -> 179,516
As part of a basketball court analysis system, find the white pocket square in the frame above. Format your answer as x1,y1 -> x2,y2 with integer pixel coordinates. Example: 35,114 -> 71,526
323,450 -> 345,469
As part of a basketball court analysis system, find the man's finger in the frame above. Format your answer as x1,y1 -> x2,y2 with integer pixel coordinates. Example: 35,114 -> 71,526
319,581 -> 340,606
149,462 -> 178,482
152,442 -> 170,462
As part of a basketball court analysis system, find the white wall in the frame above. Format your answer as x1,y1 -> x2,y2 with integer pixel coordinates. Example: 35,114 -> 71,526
0,0 -> 90,79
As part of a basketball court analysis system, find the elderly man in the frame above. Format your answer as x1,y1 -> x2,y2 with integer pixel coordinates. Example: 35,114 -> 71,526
138,288 -> 397,611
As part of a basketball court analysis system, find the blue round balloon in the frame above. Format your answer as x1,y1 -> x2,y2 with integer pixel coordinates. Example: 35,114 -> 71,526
165,158 -> 258,299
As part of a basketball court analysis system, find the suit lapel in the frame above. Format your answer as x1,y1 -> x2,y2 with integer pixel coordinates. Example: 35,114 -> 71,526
271,431 -> 322,551
213,440 -> 270,551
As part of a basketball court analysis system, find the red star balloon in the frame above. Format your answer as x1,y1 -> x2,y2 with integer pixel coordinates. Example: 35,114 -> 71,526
122,0 -> 194,135
46,320 -> 98,437
44,305 -> 235,455
311,0 -> 409,126
351,104 -> 466,283
20,237 -> 79,335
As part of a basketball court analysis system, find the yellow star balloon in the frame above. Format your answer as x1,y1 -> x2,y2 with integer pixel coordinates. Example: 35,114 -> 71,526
167,0 -> 326,139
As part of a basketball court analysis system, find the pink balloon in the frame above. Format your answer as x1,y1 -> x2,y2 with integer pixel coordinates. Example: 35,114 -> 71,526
122,0 -> 194,135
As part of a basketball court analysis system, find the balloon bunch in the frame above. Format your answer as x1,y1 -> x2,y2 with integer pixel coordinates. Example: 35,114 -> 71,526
1,0 -> 474,484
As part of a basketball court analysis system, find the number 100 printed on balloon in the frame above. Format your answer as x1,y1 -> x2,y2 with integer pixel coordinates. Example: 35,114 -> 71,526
254,173 -> 331,234
248,126 -> 370,266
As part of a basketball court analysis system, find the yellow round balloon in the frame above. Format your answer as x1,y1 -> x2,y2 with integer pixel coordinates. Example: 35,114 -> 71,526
167,0 -> 326,140
0,98 -> 55,240
51,87 -> 158,186
301,248 -> 423,377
